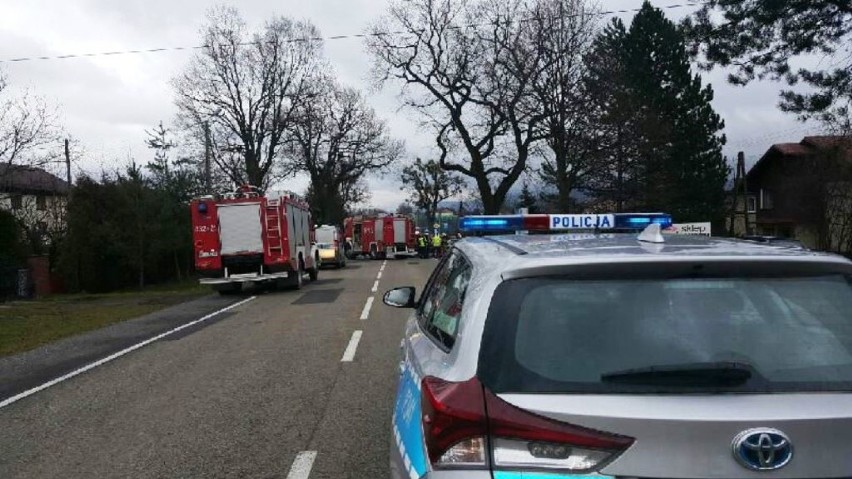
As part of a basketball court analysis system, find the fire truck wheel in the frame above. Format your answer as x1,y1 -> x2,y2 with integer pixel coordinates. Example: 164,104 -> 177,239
287,263 -> 304,290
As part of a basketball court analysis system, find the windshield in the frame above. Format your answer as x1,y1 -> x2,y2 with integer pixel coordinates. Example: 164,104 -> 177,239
316,243 -> 334,249
479,273 -> 852,394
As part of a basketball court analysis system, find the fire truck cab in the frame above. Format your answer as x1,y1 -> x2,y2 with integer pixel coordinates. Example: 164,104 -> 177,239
343,215 -> 416,259
190,186 -> 320,294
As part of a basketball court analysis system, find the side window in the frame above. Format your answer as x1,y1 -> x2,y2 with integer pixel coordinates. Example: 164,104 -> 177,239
418,251 -> 473,350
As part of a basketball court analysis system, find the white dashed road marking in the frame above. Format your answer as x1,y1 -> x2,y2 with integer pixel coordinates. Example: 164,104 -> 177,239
371,280 -> 379,293
0,296 -> 257,410
340,331 -> 363,362
377,271 -> 383,279
360,296 -> 375,320
286,451 -> 317,479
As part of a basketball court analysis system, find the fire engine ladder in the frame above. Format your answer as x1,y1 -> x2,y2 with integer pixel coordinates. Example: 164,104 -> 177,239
265,201 -> 284,256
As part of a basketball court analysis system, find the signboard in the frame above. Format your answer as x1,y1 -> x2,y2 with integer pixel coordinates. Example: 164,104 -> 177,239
666,222 -> 711,237
549,214 -> 615,230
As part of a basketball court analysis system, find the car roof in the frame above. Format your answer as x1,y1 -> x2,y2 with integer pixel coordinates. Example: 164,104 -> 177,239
455,233 -> 851,277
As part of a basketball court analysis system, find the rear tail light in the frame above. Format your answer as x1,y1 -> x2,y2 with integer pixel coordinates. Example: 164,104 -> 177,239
421,376 -> 633,473
421,376 -> 488,466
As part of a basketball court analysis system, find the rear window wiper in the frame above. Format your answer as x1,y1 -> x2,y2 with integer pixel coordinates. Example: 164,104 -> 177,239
600,361 -> 754,387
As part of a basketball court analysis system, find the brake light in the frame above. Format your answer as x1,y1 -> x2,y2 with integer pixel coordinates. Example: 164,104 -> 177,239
486,388 -> 633,472
421,376 -> 633,472
421,376 -> 488,466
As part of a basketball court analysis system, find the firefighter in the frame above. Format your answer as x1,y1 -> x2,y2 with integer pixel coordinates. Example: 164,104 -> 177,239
432,233 -> 443,258
417,234 -> 427,259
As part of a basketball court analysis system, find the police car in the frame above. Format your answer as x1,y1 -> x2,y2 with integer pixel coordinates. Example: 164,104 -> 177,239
382,213 -> 852,479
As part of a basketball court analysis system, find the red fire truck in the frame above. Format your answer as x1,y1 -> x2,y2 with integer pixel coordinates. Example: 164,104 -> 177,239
343,215 -> 416,259
190,186 -> 320,293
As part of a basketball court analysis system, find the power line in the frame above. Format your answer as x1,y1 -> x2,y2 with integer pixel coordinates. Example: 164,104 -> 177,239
0,1 -> 707,64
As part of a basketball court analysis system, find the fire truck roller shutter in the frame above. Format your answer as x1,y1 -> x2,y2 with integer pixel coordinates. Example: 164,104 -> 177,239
286,203 -> 297,261
218,203 -> 264,255
374,219 -> 383,242
393,219 -> 406,244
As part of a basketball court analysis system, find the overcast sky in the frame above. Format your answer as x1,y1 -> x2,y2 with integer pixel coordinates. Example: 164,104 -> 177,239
0,0 -> 822,210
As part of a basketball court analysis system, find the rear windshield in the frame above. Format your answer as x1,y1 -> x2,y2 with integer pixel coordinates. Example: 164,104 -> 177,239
479,269 -> 852,394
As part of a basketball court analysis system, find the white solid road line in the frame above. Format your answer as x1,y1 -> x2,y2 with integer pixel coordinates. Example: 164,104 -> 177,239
360,296 -> 375,320
371,280 -> 379,293
340,331 -> 363,362
0,296 -> 257,410
286,451 -> 318,479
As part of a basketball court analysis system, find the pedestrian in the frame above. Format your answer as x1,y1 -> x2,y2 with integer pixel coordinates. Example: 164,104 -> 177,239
432,233 -> 442,258
417,234 -> 427,259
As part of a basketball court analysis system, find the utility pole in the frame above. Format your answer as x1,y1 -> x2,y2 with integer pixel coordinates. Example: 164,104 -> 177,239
64,138 -> 72,186
203,121 -> 212,193
728,151 -> 750,237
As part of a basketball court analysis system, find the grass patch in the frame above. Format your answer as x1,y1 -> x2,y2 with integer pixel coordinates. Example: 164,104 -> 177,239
0,282 -> 208,357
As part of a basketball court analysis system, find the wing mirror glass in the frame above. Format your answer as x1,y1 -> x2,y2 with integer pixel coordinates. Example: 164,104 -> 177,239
383,287 -> 416,308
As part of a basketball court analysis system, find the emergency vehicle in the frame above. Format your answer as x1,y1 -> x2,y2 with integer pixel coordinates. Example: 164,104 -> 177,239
190,186 -> 320,293
384,212 -> 852,479
343,215 -> 416,259
315,224 -> 346,268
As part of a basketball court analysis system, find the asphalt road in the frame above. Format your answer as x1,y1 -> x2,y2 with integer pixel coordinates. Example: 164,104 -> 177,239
0,257 -> 435,479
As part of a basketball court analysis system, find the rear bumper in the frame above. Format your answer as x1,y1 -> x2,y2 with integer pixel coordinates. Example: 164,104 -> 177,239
198,271 -> 289,285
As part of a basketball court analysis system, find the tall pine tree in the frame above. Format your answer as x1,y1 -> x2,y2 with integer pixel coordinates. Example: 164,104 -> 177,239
584,1 -> 728,222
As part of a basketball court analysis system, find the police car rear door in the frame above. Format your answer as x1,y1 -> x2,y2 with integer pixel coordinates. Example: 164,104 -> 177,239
393,251 -> 473,478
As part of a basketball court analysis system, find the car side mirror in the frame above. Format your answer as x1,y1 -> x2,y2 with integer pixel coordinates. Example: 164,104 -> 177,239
383,287 -> 416,309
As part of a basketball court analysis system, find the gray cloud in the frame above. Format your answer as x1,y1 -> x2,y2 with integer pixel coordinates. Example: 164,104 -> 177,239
0,0 -> 826,210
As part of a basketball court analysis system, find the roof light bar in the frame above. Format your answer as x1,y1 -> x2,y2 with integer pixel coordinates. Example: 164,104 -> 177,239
459,213 -> 672,233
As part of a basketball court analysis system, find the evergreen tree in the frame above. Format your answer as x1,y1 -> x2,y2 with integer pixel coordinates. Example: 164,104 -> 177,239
583,18 -> 644,212
683,1 -> 852,125
517,181 -> 539,214
584,2 -> 728,222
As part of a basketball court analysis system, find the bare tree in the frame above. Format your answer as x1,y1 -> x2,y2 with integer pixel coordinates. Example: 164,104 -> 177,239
400,157 -> 464,229
526,0 -> 600,212
173,6 -> 324,190
0,71 -> 63,170
288,80 -> 402,225
396,202 -> 415,215
368,0 -> 550,214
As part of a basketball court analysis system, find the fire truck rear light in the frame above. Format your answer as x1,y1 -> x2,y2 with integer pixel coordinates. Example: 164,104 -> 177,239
436,437 -> 486,466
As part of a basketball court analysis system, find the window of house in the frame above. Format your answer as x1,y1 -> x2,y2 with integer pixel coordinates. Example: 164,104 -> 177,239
36,195 -> 47,211
746,196 -> 757,213
760,189 -> 774,210
10,195 -> 23,210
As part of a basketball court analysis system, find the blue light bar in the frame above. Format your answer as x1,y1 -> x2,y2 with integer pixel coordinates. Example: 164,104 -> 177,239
459,212 -> 673,233
459,215 -> 524,231
613,213 -> 673,229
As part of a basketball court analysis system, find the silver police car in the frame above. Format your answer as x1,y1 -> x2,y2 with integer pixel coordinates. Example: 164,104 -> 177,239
383,214 -> 852,479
